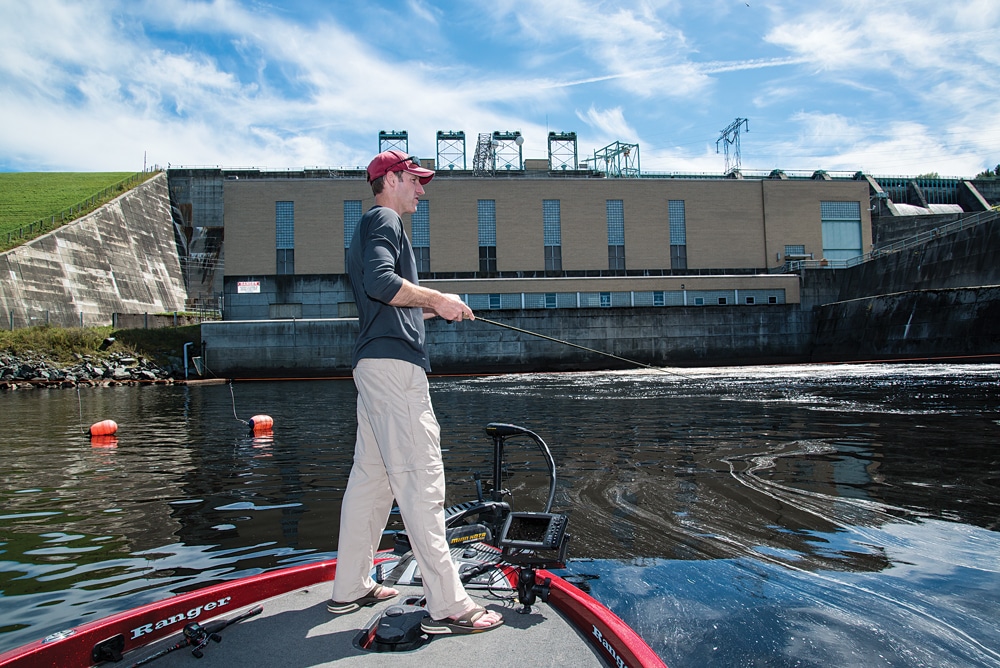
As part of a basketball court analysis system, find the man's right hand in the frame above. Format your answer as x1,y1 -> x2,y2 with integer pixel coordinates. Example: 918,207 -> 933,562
433,292 -> 475,322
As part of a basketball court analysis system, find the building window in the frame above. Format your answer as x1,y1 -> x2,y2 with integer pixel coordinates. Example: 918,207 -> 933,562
276,201 -> 294,275
479,246 -> 496,273
768,295 -> 778,304
344,200 -> 362,265
412,200 -> 430,273
653,291 -> 665,307
718,297 -> 728,305
783,244 -> 810,261
543,199 -> 562,271
478,199 -> 497,273
668,200 -> 687,270
489,293 -> 501,309
545,293 -> 557,309
745,296 -> 756,304
607,200 -> 625,271
600,292 -> 611,307
821,201 -> 863,261
545,245 -> 562,272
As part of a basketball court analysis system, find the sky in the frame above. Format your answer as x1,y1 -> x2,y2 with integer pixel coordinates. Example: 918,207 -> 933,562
1,0 -> 998,177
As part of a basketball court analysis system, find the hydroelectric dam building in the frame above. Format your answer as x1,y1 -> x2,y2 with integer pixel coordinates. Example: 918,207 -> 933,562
165,130 -> 1000,377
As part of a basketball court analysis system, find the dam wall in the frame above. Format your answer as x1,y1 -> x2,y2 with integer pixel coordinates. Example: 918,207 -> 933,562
0,173 -> 187,329
837,212 -> 1000,299
812,213 -> 1000,361
200,304 -> 813,378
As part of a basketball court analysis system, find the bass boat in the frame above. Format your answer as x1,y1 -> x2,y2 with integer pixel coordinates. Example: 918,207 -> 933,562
0,423 -> 666,668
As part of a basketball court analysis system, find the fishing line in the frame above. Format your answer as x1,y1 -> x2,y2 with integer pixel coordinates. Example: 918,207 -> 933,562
77,386 -> 86,435
228,380 -> 274,434
228,380 -> 247,426
475,317 -> 693,379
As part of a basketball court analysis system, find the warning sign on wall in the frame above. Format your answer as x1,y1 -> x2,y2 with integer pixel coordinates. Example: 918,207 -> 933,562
237,281 -> 261,294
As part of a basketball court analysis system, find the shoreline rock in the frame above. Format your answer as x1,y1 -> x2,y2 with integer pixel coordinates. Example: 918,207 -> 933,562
0,351 -> 178,390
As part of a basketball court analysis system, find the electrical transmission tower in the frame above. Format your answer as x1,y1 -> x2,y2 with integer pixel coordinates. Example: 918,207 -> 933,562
472,133 -> 496,176
716,118 -> 749,174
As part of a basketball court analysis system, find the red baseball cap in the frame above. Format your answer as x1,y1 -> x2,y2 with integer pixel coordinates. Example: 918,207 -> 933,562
366,150 -> 435,185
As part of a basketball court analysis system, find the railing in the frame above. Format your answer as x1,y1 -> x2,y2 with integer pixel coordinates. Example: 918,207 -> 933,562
775,208 -> 1000,273
186,296 -> 223,321
3,171 -> 159,248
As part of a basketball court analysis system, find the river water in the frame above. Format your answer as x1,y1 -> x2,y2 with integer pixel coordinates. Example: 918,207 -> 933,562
1,363 -> 999,667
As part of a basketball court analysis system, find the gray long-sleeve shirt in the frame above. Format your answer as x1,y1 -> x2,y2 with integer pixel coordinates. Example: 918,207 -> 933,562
346,206 -> 429,371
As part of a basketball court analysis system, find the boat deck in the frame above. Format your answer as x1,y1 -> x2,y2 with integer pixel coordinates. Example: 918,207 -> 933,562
134,582 -> 605,667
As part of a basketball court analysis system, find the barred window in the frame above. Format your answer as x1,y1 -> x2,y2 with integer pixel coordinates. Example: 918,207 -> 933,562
668,200 -> 686,245
543,199 -> 562,271
276,201 -> 294,275
820,201 -> 862,220
478,200 -> 497,272
478,200 -> 497,246
607,200 -> 625,271
821,201 -> 863,261
343,200 -> 362,248
276,201 -> 294,249
543,200 -> 561,245
412,200 -> 430,247
606,200 -> 624,245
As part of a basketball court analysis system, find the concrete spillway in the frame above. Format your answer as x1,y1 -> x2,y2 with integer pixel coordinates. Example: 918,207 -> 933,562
0,173 -> 187,329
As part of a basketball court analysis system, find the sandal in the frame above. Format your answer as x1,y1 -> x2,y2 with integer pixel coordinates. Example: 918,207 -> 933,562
420,605 -> 504,635
327,583 -> 398,614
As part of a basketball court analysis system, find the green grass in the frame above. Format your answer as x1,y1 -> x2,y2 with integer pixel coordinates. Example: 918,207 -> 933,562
0,172 -> 154,251
0,324 -> 200,367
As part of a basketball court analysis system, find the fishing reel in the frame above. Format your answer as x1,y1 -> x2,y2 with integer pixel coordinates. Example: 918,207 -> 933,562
182,621 -> 221,658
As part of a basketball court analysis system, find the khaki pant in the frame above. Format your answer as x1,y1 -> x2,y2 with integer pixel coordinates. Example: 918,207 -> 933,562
331,358 -> 473,620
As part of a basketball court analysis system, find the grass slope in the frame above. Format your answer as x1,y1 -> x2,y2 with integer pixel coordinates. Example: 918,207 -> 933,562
0,172 -> 136,243
0,325 -> 200,367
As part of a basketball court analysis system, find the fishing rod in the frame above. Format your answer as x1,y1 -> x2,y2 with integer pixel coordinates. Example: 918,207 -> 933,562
475,317 -> 692,379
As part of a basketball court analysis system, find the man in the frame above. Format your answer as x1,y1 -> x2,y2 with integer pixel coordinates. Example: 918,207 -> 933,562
328,150 -> 503,635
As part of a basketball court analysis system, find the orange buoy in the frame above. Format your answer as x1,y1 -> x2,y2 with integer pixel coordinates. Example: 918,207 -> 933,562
248,415 -> 273,434
90,434 -> 118,448
89,419 -> 118,437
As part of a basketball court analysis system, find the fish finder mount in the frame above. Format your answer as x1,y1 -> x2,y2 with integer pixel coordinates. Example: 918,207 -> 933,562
499,511 -> 571,613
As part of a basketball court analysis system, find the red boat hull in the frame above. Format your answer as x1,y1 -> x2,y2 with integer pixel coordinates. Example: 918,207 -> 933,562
0,555 -> 665,668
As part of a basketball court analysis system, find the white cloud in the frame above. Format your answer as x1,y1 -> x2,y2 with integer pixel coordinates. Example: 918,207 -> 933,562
577,106 -> 637,143
0,0 -> 997,175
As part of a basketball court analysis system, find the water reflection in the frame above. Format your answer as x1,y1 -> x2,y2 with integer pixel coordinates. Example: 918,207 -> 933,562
1,364 -> 999,666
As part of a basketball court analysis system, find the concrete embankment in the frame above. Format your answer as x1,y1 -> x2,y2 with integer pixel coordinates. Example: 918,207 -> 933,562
812,213 -> 1000,362
811,286 -> 1000,362
200,304 -> 813,378
0,173 -> 186,329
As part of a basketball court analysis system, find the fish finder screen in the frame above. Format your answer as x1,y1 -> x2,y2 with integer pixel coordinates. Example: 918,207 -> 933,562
506,515 -> 551,543
500,512 -> 566,551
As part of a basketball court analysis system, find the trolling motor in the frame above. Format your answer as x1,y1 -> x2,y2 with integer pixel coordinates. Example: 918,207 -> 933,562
388,423 -> 570,618
395,422 -> 559,553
